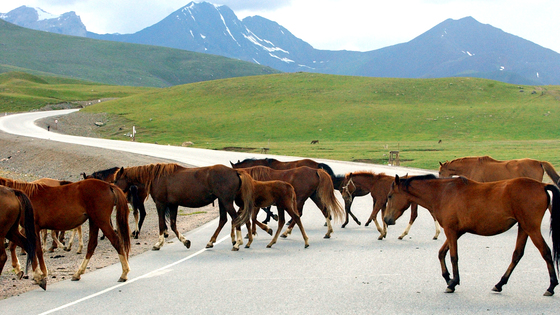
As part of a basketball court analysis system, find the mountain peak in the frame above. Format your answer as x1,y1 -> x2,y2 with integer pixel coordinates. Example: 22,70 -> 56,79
1,5 -> 86,37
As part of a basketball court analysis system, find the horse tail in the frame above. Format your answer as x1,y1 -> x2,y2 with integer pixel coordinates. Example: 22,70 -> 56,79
541,161 -> 560,186
546,184 -> 560,271
14,189 -> 37,273
316,169 -> 344,223
318,163 -> 335,177
112,184 -> 131,258
232,171 -> 254,227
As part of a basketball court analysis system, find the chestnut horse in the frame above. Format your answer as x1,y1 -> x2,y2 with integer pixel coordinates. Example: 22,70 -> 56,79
82,167 -> 149,239
341,172 -> 440,240
439,156 -> 560,184
1,177 -> 131,285
0,186 -> 40,287
384,174 -> 560,295
231,158 -> 337,224
33,178 -> 83,254
235,166 -> 343,238
235,176 -> 309,249
114,163 -> 254,251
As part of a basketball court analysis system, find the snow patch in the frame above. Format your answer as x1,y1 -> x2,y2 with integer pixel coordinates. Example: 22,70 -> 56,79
537,72 -> 540,78
500,66 -> 505,71
269,53 -> 294,63
35,7 -> 59,21
462,51 -> 474,56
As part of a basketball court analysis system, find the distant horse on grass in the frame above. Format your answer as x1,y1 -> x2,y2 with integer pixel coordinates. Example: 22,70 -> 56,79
341,172 -> 440,240
439,156 -> 560,184
2,177 -> 131,285
236,166 -> 343,239
235,176 -> 309,249
114,163 -> 254,251
0,186 -> 41,288
384,174 -> 560,295
82,167 -> 148,239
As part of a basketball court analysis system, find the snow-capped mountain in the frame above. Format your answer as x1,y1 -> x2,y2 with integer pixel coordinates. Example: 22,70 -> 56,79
1,5 -> 86,37
3,2 -> 560,85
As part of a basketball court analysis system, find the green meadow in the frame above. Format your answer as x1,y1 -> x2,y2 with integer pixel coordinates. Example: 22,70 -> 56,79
3,71 -> 560,171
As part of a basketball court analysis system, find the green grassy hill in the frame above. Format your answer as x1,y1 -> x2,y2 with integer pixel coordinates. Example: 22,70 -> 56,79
0,19 -> 279,87
81,72 -> 560,170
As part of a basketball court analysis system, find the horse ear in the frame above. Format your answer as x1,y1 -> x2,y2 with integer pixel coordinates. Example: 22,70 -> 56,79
116,167 -> 124,179
395,174 -> 401,185
439,161 -> 443,166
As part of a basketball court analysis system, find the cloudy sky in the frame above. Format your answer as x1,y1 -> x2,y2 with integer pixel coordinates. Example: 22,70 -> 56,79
1,0 -> 559,53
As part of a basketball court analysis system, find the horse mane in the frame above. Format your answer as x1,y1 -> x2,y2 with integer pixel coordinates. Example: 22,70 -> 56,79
0,177 -> 43,197
478,156 -> 498,163
90,167 -> 120,180
121,163 -> 181,193
402,174 -> 437,190
245,166 -> 273,181
346,170 -> 387,180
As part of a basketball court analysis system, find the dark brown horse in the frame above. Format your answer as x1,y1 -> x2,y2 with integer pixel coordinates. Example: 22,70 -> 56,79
1,177 -> 131,284
439,156 -> 560,184
235,166 -> 343,238
384,174 -> 560,295
0,186 -> 41,288
114,163 -> 254,251
341,172 -> 440,240
82,167 -> 149,239
234,176 -> 309,249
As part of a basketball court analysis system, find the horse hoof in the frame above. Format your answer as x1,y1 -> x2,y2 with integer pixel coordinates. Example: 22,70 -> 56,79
341,224 -> 347,228
304,244 -> 309,248
445,287 -> 455,293
64,248 -> 71,252
71,276 -> 80,281
16,271 -> 24,280
184,240 -> 191,249
38,279 -> 47,290
266,244 -> 273,248
118,277 -> 127,282
492,286 -> 502,292
280,234 -> 287,238
433,237 -> 438,240
357,221 -> 362,226
231,247 -> 239,251
323,234 -> 331,239
544,290 -> 554,296
151,246 -> 160,251
267,229 -> 273,236
206,244 -> 213,248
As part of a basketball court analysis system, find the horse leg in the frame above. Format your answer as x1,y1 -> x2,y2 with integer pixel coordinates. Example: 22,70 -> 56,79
267,209 -> 286,248
0,240 -> 6,276
168,205 -> 191,249
433,217 -> 441,240
72,222 -> 99,281
50,230 -> 66,252
244,221 -> 254,248
153,203 -> 169,250
131,206 -> 140,239
206,210 -> 227,248
438,240 -> 451,285
8,241 -> 23,279
137,203 -> 147,238
493,228 -> 528,293
30,228 -> 47,289
367,203 -> 386,240
398,204 -> 418,240
527,229 -> 558,295
75,226 -> 84,254
444,231 -> 461,293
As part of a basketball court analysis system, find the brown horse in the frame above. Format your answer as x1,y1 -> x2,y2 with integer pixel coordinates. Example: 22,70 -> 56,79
114,163 -> 254,251
231,158 -> 337,224
384,174 -> 560,295
439,156 -> 560,184
82,167 -> 149,239
0,186 -> 41,287
1,177 -> 131,284
32,178 -> 83,254
234,176 -> 309,249
236,166 -> 343,238
341,172 -> 440,240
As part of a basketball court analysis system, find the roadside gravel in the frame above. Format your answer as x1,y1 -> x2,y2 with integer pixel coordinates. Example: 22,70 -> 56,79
0,109 -> 219,299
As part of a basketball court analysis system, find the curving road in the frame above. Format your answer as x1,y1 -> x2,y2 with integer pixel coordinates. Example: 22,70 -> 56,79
0,110 -> 556,314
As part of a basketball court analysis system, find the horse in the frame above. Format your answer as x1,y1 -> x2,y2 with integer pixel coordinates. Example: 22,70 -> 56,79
0,186 -> 42,288
32,178 -> 83,254
341,172 -> 440,240
114,163 -> 254,251
234,166 -> 343,239
1,177 -> 131,284
384,174 -> 560,296
439,156 -> 560,184
231,158 -> 336,224
82,167 -> 149,239
234,176 -> 309,249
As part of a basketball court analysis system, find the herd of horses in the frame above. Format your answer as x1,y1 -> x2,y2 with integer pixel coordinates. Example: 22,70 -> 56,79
1,155 -> 560,296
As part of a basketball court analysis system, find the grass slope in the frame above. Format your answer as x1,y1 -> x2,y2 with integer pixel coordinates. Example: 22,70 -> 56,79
82,73 -> 560,170
0,19 -> 279,87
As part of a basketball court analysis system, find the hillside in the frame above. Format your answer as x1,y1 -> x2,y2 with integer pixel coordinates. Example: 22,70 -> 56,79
0,19 -> 279,87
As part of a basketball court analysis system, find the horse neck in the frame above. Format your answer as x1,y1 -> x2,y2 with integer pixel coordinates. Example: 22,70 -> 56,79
401,179 -> 443,212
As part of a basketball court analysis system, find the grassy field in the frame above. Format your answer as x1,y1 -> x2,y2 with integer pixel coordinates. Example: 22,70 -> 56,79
3,71 -> 560,171
80,72 -> 560,170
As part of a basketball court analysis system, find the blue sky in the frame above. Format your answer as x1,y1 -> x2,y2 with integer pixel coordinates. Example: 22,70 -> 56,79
1,0 -> 559,53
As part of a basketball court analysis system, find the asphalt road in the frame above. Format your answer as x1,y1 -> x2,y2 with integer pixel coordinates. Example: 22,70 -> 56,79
0,110 -> 557,314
